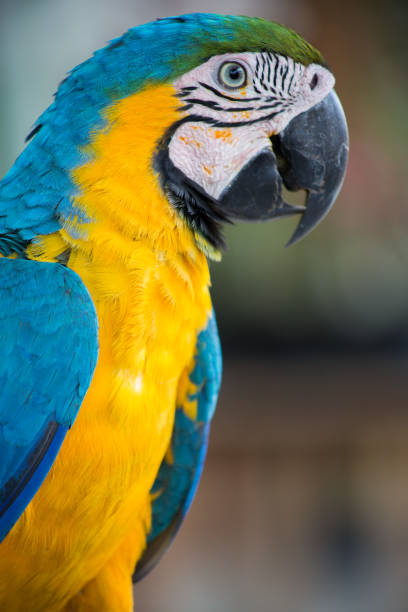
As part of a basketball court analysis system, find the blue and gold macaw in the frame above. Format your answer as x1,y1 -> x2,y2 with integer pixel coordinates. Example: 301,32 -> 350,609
0,13 -> 348,611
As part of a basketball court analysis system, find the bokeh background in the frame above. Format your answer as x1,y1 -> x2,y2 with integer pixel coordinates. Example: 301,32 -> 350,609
1,0 -> 408,610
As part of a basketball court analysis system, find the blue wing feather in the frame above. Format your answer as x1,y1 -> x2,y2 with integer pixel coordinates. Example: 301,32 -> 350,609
0,258 -> 98,541
133,311 -> 222,581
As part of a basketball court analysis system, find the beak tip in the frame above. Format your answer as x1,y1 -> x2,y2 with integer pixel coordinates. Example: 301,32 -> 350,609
285,223 -> 309,247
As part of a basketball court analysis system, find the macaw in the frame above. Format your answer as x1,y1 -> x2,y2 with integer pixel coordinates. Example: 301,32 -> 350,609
0,13 -> 348,611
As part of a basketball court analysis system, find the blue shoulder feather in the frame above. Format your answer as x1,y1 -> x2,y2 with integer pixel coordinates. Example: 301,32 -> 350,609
0,258 -> 98,541
133,311 -> 222,581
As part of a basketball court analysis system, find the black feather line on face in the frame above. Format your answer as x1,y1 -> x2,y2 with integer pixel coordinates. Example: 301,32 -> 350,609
154,120 -> 233,251
184,98 -> 255,112
197,82 -> 261,103
179,86 -> 198,96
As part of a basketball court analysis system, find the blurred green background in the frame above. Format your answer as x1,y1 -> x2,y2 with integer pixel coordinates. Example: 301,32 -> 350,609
1,0 -> 408,610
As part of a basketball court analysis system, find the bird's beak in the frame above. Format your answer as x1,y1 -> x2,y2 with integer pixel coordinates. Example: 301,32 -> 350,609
218,90 -> 349,245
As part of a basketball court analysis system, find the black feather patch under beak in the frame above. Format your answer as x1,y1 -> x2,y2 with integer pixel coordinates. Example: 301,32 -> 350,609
219,90 -> 349,245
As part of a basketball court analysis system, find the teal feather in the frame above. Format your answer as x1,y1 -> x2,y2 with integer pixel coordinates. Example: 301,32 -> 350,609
0,259 -> 98,541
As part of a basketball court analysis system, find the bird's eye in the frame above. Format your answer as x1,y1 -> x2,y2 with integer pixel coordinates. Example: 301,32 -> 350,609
218,62 -> 247,90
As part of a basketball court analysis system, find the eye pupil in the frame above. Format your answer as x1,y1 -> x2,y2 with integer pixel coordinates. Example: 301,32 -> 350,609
228,66 -> 241,80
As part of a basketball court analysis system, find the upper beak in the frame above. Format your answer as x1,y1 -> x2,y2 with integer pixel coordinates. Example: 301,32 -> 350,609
218,90 -> 349,245
277,90 -> 349,245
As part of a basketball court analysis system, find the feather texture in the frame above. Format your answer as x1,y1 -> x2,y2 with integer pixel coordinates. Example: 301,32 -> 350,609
0,258 -> 98,541
134,312 -> 222,581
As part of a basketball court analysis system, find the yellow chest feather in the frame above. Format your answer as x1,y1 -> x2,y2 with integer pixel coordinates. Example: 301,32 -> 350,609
0,84 -> 212,610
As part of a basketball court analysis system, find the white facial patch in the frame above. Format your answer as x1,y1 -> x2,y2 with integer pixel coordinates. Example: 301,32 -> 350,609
169,123 -> 272,199
169,51 -> 335,198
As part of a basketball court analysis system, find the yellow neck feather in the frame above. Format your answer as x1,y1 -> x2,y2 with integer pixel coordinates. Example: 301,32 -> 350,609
71,83 -> 198,259
28,83 -> 222,269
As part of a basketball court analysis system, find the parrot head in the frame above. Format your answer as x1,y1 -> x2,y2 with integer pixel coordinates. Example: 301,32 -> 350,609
146,14 -> 348,254
21,14 -> 348,259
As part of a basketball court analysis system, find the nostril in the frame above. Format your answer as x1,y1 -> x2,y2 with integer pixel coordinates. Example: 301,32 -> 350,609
310,73 -> 319,90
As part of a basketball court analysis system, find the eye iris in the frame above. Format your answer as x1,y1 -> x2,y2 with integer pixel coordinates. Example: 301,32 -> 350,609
219,62 -> 246,88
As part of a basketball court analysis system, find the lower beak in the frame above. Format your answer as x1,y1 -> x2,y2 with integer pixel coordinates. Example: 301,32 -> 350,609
218,90 -> 349,245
